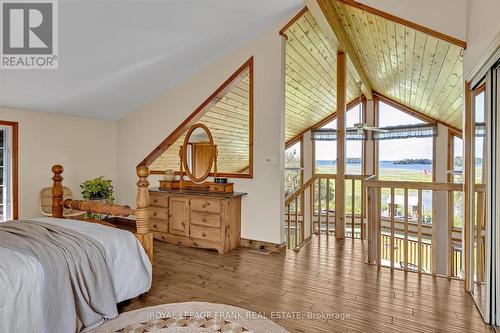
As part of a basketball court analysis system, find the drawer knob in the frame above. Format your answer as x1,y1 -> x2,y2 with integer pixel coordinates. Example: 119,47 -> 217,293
153,212 -> 157,217
153,224 -> 157,228
202,218 -> 207,223
202,232 -> 206,237
153,199 -> 158,203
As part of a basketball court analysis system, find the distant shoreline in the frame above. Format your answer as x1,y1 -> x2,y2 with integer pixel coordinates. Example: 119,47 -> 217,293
316,160 -> 433,165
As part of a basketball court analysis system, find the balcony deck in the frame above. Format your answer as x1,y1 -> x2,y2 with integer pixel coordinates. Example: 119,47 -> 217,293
121,236 -> 493,333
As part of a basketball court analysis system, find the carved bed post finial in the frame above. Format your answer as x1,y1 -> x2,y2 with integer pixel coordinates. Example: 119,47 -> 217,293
135,165 -> 153,262
52,165 -> 64,218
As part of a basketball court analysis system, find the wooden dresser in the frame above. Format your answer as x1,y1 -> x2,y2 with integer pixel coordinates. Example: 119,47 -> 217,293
148,188 -> 246,254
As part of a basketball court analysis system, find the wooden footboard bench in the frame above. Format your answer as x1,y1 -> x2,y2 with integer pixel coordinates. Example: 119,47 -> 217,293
50,165 -> 153,262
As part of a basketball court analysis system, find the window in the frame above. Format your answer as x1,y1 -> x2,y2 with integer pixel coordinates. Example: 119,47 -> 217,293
285,140 -> 302,199
376,100 -> 435,224
314,102 -> 364,174
474,90 -> 486,184
0,122 -> 17,222
377,101 -> 434,182
451,135 -> 463,228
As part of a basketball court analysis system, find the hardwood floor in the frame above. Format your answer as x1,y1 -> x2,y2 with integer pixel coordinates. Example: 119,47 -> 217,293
122,235 -> 493,332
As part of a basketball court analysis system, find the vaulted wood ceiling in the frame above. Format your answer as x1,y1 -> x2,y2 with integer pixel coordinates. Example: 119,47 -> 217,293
283,9 -> 361,142
283,2 -> 464,143
333,0 -> 464,130
149,71 -> 251,174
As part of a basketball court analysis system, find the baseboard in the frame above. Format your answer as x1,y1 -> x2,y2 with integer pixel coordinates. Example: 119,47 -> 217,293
109,218 -> 287,254
241,238 -> 286,253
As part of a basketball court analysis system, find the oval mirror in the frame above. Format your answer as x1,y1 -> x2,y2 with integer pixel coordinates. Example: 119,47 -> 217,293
182,124 -> 215,183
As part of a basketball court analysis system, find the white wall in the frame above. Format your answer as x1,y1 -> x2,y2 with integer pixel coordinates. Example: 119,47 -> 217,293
115,24 -> 286,244
464,0 -> 500,79
0,107 -> 117,219
358,0 -> 466,41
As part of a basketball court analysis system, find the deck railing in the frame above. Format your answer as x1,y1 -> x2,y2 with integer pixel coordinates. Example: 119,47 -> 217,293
284,174 -> 369,251
364,176 -> 485,278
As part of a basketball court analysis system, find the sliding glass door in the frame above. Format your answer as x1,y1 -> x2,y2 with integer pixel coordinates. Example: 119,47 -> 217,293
469,84 -> 487,316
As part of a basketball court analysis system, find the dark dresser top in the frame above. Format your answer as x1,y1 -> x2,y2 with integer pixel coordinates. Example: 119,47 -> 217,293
149,187 -> 247,198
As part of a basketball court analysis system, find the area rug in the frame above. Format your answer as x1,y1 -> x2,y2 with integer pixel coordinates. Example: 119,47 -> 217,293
90,302 -> 289,333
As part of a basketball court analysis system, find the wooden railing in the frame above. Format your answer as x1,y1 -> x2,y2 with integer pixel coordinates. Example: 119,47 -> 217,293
285,174 -> 370,251
364,176 -> 485,278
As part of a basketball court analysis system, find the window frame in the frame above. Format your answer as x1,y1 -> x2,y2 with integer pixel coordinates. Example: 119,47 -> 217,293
285,134 -> 304,213
448,130 -> 463,231
312,98 -> 367,175
374,95 -> 436,182
0,120 -> 18,221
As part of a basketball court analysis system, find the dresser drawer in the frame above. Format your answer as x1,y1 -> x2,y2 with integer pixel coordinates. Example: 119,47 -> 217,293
150,218 -> 168,232
150,206 -> 168,220
191,212 -> 221,228
150,193 -> 169,207
190,225 -> 221,242
190,198 -> 221,214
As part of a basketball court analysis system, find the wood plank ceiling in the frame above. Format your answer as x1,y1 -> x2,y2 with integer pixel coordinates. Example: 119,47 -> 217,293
284,10 -> 361,142
283,3 -> 464,144
149,71 -> 250,174
333,0 -> 464,129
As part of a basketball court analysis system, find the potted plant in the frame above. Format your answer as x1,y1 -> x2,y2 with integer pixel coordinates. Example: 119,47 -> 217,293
80,177 -> 115,219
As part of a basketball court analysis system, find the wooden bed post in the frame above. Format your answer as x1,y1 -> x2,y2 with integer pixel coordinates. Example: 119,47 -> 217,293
135,166 -> 153,262
52,165 -> 64,218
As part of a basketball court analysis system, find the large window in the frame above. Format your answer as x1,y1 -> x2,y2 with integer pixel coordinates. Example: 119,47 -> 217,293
314,102 -> 364,175
376,100 -> 435,224
377,101 -> 434,182
285,139 -> 302,199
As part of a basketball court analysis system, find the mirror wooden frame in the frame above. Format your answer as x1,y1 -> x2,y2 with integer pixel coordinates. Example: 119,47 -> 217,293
180,124 -> 217,183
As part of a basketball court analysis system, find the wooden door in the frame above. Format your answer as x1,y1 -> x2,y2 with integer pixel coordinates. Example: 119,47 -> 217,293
169,197 -> 189,236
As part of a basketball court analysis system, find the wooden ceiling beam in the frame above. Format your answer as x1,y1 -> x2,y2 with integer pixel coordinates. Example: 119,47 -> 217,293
305,0 -> 373,100
279,7 -> 308,39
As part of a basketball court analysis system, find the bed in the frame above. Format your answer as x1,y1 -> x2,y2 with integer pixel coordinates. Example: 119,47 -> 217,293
0,165 -> 154,333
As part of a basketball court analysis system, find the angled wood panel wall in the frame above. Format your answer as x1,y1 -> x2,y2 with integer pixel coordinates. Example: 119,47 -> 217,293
146,59 -> 253,177
283,9 -> 361,142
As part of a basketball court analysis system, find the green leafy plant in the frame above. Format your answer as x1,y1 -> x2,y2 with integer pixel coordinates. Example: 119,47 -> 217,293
80,177 -> 115,204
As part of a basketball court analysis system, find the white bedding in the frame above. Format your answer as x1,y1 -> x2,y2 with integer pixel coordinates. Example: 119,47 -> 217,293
0,217 -> 152,333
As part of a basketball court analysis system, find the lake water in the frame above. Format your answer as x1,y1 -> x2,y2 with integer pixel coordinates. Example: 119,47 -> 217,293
315,160 -> 482,216
316,160 -> 434,172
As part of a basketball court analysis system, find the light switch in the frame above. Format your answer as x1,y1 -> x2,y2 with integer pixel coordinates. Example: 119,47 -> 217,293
265,156 -> 278,165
